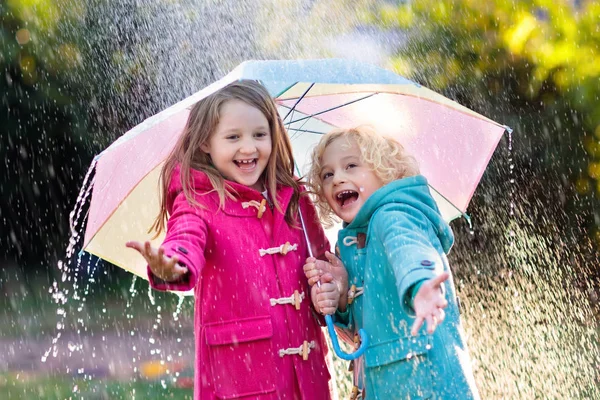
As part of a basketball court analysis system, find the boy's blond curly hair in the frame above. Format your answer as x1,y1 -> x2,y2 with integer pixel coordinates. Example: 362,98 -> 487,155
307,126 -> 420,226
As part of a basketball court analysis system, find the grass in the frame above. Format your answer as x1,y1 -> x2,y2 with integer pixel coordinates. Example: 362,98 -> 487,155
1,374 -> 192,400
1,264 -> 197,399
0,263 -> 195,337
0,262 -> 357,399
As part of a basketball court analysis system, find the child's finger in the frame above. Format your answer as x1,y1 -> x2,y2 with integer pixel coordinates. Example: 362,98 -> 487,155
319,306 -> 336,315
302,263 -> 317,274
426,314 -> 437,334
125,241 -> 143,253
144,241 -> 153,258
325,251 -> 342,267
431,271 -> 450,288
304,268 -> 321,286
411,316 -> 424,336
302,264 -> 310,275
317,298 -> 337,315
436,297 -> 449,309
312,259 -> 330,274
165,254 -> 180,269
319,284 -> 336,294
303,261 -> 315,273
319,273 -> 334,284
434,308 -> 446,324
303,262 -> 322,285
171,263 -> 188,279
317,286 -> 337,301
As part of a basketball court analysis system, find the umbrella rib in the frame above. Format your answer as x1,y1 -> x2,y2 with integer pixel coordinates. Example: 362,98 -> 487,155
282,83 -> 315,123
427,184 -> 471,225
288,114 -> 314,141
287,127 -> 325,135
285,93 -> 377,125
281,83 -> 315,142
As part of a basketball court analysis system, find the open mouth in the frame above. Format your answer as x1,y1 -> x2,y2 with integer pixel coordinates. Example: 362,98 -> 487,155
336,190 -> 359,208
234,159 -> 257,170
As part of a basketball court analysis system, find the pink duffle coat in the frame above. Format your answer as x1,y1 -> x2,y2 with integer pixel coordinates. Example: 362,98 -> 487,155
148,165 -> 332,400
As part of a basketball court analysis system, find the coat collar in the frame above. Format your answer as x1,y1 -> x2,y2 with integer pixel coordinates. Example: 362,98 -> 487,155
169,164 -> 294,218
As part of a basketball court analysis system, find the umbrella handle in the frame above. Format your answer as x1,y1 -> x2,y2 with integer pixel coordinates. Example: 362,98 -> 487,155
324,314 -> 368,361
293,196 -> 368,360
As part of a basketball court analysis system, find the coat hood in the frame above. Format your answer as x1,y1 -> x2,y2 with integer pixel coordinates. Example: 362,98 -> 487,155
346,175 -> 454,253
167,164 -> 272,213
166,164 -> 299,219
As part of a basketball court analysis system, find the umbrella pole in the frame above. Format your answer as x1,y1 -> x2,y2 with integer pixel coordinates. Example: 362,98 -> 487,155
297,205 -> 368,361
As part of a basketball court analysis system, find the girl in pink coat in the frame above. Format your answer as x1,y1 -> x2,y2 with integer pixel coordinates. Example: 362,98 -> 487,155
126,80 -> 338,400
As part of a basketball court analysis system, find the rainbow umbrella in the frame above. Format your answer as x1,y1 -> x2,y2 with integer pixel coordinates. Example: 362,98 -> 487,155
82,59 -> 509,281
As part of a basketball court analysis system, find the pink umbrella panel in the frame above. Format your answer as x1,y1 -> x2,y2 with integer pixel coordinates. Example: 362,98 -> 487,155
82,76 -> 506,282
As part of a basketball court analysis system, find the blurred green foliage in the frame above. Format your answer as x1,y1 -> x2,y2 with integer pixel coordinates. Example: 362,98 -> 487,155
0,0 -> 157,269
1,0 -> 91,266
359,2 -> 600,397
368,0 -> 600,244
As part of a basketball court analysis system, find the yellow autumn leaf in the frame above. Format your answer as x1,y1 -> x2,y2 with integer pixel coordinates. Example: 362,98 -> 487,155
503,12 -> 538,55
575,177 -> 591,195
588,162 -> 600,179
7,0 -> 60,32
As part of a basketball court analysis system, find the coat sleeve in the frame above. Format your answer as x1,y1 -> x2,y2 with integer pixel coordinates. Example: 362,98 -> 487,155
370,203 -> 447,316
147,191 -> 208,292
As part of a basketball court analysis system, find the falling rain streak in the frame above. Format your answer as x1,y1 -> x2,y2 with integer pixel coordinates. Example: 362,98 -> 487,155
2,0 -> 599,399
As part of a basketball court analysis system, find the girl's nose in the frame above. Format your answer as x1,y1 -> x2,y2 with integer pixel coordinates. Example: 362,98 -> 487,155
239,139 -> 257,154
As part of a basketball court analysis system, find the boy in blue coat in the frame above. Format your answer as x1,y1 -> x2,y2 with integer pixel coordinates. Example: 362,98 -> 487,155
304,126 -> 480,399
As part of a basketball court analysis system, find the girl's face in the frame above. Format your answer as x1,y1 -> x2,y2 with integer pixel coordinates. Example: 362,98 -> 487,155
320,137 -> 384,224
201,99 -> 272,191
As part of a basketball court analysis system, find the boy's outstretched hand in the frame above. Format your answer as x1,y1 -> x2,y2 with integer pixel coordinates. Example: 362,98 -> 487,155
411,272 -> 450,336
126,241 -> 188,282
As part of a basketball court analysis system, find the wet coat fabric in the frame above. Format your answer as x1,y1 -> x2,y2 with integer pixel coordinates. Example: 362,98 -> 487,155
148,165 -> 332,400
335,175 -> 480,400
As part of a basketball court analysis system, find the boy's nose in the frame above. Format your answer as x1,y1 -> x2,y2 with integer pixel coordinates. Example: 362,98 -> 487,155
332,172 -> 346,185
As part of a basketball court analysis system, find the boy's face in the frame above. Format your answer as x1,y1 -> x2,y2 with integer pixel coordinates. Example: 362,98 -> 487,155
320,137 -> 384,224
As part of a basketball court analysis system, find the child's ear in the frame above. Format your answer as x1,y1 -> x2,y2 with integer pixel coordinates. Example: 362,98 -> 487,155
200,143 -> 210,153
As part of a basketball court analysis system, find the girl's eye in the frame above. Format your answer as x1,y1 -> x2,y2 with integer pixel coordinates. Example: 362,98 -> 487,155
346,163 -> 357,169
322,172 -> 333,180
226,135 -> 239,140
255,132 -> 268,138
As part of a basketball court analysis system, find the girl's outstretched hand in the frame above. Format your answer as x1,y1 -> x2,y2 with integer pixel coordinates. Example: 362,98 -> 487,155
411,272 -> 450,336
126,241 -> 188,282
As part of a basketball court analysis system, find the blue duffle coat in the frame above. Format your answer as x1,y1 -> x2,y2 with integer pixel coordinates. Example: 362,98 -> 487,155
335,176 -> 480,399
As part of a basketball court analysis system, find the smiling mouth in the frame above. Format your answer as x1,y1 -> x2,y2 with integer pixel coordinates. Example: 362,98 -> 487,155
234,159 -> 257,170
336,190 -> 359,208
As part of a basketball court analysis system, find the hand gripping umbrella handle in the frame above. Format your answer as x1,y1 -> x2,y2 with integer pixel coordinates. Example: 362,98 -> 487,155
297,206 -> 368,360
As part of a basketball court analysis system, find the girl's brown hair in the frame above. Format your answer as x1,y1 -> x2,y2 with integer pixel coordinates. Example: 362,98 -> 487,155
308,126 -> 420,226
151,80 -> 300,235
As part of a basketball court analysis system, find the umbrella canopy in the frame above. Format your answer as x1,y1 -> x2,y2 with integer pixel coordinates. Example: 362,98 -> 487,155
83,59 -> 508,280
